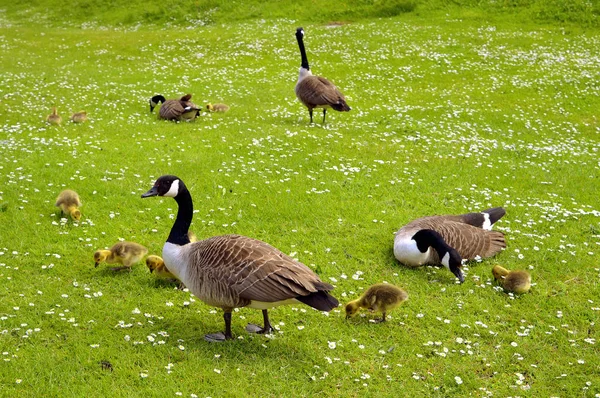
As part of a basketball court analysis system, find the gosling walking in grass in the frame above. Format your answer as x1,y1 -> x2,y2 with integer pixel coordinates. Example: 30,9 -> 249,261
345,284 -> 408,323
492,265 -> 531,294
70,111 -> 87,123
94,241 -> 148,272
55,189 -> 82,221
46,107 -> 62,125
206,103 -> 229,112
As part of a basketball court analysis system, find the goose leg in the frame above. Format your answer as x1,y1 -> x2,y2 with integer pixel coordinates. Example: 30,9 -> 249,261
204,311 -> 233,343
322,109 -> 327,124
372,311 -> 387,324
309,108 -> 314,124
245,310 -> 274,334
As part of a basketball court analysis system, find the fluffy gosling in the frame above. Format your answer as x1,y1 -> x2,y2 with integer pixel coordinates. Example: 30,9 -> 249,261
206,103 -> 230,113
46,107 -> 62,125
71,111 -> 87,123
55,189 -> 82,221
94,241 -> 148,272
492,265 -> 531,294
345,283 -> 408,323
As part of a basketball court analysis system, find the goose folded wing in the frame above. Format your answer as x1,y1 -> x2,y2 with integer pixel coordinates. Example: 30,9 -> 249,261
300,77 -> 345,106
437,221 -> 505,259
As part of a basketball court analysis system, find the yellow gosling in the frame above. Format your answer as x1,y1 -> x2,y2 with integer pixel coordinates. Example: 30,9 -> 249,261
94,241 -> 148,272
55,189 -> 82,220
345,283 -> 408,323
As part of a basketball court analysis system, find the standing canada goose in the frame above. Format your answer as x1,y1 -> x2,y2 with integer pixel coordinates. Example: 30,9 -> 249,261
46,107 -> 62,125
149,94 -> 201,121
394,207 -> 506,283
70,111 -> 87,123
55,189 -> 82,220
94,241 -> 148,271
345,283 -> 408,323
295,27 -> 350,124
206,103 -> 230,113
142,175 -> 339,342
492,265 -> 531,294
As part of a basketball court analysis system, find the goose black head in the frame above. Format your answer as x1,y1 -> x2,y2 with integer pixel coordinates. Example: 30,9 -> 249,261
296,27 -> 304,40
441,249 -> 464,283
149,95 -> 166,113
142,175 -> 184,198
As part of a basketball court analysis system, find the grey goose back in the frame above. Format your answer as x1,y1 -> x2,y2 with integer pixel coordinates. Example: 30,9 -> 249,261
295,27 -> 350,124
149,94 -> 200,121
393,207 -> 506,283
142,175 -> 339,342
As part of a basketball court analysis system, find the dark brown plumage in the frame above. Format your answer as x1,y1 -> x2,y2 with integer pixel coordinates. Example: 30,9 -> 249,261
151,94 -> 200,121
295,27 -> 350,123
394,207 -> 506,282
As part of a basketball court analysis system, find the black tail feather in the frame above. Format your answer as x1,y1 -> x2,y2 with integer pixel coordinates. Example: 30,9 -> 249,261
331,101 -> 351,112
458,207 -> 506,228
296,291 -> 339,311
482,207 -> 506,226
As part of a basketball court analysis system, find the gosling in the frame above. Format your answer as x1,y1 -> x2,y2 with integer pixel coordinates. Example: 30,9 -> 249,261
345,283 -> 408,323
206,103 -> 229,113
46,107 -> 62,125
94,242 -> 148,272
71,111 -> 87,123
55,189 -> 82,220
492,265 -> 531,294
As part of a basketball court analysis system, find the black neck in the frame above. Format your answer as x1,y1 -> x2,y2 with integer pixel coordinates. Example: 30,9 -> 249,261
167,189 -> 193,245
296,33 -> 310,71
413,229 -> 449,258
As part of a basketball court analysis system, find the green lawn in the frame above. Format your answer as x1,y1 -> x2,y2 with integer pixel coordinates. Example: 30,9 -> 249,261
1,2 -> 599,397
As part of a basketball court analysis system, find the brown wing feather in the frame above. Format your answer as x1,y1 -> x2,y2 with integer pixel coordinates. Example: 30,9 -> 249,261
297,76 -> 348,109
185,235 -> 333,305
407,217 -> 505,260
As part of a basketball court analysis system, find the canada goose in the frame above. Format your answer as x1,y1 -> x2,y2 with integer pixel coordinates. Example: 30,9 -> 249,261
46,107 -> 62,125
206,103 -> 230,113
149,94 -> 201,121
93,241 -> 148,271
55,189 -> 82,220
394,207 -> 506,283
345,283 -> 408,323
492,265 -> 531,294
142,175 -> 339,342
295,27 -> 350,124
70,111 -> 87,123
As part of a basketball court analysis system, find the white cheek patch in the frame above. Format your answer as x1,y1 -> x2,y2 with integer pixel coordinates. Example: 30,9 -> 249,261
482,212 -> 491,230
441,252 -> 450,270
164,179 -> 180,197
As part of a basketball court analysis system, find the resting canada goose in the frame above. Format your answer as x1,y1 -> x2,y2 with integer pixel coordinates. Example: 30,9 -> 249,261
492,265 -> 531,294
94,241 -> 148,271
142,175 -> 339,342
345,283 -> 408,323
55,189 -> 81,220
206,103 -> 230,113
46,107 -> 62,125
150,94 -> 201,121
295,27 -> 350,124
70,111 -> 87,123
394,207 -> 506,283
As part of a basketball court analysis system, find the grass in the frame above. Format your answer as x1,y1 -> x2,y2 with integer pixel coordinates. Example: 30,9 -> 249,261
1,1 -> 600,397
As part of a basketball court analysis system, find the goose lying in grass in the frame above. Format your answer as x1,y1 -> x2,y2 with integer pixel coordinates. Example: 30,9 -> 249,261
142,175 -> 339,342
345,283 -> 408,323
94,241 -> 148,272
294,27 -> 350,124
46,107 -> 62,125
55,189 -> 81,220
150,94 -> 200,121
206,103 -> 229,112
394,207 -> 506,283
492,265 -> 531,294
70,111 -> 87,123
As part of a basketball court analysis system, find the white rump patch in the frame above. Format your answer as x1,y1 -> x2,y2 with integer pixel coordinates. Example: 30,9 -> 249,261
482,212 -> 492,230
441,252 -> 451,270
164,179 -> 180,197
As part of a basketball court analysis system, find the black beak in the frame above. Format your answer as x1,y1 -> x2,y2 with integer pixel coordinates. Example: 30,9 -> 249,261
94,262 -> 99,268
142,186 -> 158,198
451,265 -> 464,284
149,268 -> 154,273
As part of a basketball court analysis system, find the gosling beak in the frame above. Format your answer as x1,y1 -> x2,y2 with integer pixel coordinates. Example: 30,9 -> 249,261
142,186 -> 158,198
345,315 -> 350,320
94,262 -> 99,268
149,268 -> 154,273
